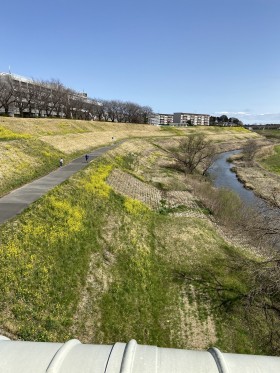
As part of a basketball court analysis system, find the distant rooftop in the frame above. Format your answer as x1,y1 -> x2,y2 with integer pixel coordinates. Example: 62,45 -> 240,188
0,72 -> 33,84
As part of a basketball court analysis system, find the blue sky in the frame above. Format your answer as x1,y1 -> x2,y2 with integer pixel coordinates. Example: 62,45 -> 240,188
1,0 -> 280,124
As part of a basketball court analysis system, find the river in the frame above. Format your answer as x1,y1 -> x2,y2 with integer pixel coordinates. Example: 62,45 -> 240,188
208,150 -> 280,249
208,150 -> 263,207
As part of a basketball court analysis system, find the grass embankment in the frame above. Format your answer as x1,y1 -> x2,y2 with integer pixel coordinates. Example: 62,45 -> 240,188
0,117 -> 169,196
259,145 -> 280,175
0,117 -> 257,197
254,129 -> 280,141
252,129 -> 280,175
0,132 -> 277,355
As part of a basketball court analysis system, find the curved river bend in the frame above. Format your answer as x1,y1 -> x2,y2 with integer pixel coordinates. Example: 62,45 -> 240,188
208,150 -> 280,250
208,150 -> 264,207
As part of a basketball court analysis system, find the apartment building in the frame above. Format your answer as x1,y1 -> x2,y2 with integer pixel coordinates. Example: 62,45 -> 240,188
173,112 -> 210,126
159,113 -> 173,125
149,112 -> 210,126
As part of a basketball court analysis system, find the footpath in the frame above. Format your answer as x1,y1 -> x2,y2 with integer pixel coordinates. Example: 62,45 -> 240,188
0,143 -> 118,225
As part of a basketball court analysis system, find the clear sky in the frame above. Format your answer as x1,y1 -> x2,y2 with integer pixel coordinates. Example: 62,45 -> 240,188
1,0 -> 280,124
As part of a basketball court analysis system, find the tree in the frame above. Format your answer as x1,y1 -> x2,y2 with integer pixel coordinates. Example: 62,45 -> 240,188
0,77 -> 15,115
13,80 -> 35,117
219,114 -> 229,123
209,116 -> 218,126
242,139 -> 259,162
170,134 -> 217,175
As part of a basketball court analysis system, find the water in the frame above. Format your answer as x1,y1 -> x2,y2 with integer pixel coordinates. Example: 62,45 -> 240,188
208,150 -> 262,207
208,150 -> 280,249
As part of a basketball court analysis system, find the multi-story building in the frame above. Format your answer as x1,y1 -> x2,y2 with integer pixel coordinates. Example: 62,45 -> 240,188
148,113 -> 160,125
159,114 -> 173,125
173,112 -> 210,126
149,112 -> 210,126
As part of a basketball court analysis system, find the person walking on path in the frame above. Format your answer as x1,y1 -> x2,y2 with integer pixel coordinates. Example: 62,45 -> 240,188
59,158 -> 64,167
85,154 -> 89,162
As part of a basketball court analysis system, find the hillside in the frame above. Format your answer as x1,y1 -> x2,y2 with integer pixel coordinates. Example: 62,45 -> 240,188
1,118 -> 277,355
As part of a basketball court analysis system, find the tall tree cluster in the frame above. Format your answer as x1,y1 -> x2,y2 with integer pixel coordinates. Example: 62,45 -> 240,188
0,74 -> 153,124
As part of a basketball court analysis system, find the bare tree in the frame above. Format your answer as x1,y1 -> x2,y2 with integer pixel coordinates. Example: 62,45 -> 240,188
170,134 -> 217,175
13,80 -> 35,117
31,80 -> 52,117
92,100 -> 106,121
242,139 -> 259,162
0,77 -> 15,115
48,80 -> 67,117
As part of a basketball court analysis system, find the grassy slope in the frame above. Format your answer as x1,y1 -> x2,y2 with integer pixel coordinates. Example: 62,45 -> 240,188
0,117 -> 257,196
253,130 -> 280,175
259,145 -> 280,175
1,119 -> 273,353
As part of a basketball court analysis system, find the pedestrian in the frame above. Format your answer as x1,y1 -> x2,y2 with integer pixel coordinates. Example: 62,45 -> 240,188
85,154 -> 89,162
59,158 -> 64,167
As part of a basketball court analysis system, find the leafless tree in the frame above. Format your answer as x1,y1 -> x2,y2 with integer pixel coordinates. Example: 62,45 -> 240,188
13,80 -> 35,117
169,134 -> 217,175
0,77 -> 15,115
31,80 -> 52,117
242,139 -> 259,162
48,80 -> 67,117
91,99 -> 105,121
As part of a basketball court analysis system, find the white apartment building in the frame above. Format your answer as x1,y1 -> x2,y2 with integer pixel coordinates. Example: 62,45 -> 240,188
173,112 -> 210,126
149,112 -> 210,126
159,113 -> 173,125
148,113 -> 173,126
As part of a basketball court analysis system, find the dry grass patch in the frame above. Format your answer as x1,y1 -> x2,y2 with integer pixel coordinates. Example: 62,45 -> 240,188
174,287 -> 217,349
107,169 -> 162,209
233,159 -> 280,205
107,169 -> 204,218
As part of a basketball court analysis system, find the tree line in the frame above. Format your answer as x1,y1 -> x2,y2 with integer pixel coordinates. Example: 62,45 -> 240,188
0,75 -> 153,123
210,114 -> 243,126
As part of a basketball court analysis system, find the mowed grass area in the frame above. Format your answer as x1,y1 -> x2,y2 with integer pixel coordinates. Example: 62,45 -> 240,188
0,135 -> 277,355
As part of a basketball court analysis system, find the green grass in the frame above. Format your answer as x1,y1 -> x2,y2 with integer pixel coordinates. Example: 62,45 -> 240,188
0,156 -> 263,348
259,145 -> 280,174
160,126 -> 183,135
254,129 -> 280,140
0,126 -> 278,354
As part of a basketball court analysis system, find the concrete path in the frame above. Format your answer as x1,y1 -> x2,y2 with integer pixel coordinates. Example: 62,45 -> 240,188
0,143 -> 117,225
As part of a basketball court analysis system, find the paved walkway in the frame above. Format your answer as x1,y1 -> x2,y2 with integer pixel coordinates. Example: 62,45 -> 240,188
0,143 -> 118,225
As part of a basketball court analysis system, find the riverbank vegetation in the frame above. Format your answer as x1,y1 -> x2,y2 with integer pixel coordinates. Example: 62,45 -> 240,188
0,121 -> 279,355
229,139 -> 280,205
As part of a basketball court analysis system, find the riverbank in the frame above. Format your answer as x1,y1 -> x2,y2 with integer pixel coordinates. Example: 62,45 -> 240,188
1,121 -> 279,354
229,142 -> 280,206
